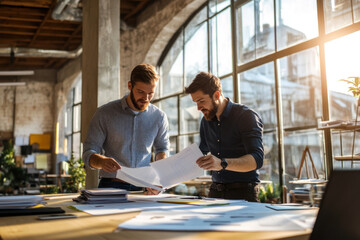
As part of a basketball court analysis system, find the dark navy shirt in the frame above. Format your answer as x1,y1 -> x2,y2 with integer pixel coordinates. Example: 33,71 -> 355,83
199,99 -> 264,184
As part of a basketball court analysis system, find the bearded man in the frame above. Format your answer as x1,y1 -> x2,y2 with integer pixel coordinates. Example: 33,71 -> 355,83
83,64 -> 169,194
185,72 -> 264,201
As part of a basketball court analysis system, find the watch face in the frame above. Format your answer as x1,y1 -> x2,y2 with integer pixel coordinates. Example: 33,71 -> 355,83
221,159 -> 228,169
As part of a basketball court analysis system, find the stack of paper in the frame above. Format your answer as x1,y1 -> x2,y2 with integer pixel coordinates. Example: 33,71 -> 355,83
0,195 -> 44,209
73,188 -> 128,204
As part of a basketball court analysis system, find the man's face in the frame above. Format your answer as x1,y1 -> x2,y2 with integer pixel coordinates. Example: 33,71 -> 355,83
190,90 -> 219,121
128,81 -> 156,111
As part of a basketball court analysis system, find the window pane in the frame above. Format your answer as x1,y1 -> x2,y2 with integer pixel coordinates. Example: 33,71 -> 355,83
284,130 -> 325,188
279,47 -> 322,128
323,0 -> 352,33
236,1 -> 255,64
180,94 -> 201,134
159,97 -> 178,136
65,106 -> 72,135
209,0 -> 230,17
65,136 -> 72,160
72,132 -> 81,160
276,0 -> 318,50
236,0 -> 275,64
74,78 -> 82,104
185,9 -> 208,86
239,62 -> 277,130
262,132 -> 279,183
73,105 -> 81,132
354,0 -> 360,22
325,31 -> 360,121
210,8 -> 232,76
169,136 -> 177,156
331,131 -> 360,169
179,134 -> 200,151
221,76 -> 234,99
160,34 -> 184,97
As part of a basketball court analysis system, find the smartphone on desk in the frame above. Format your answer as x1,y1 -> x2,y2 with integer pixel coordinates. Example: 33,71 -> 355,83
37,214 -> 77,220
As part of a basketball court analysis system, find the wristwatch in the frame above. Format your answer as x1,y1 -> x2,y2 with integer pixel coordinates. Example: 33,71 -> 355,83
220,158 -> 228,170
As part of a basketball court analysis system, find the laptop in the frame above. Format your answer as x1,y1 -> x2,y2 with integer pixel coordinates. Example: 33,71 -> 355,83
310,170 -> 360,240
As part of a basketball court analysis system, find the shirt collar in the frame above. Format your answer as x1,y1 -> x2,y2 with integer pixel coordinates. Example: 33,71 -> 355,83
220,98 -> 233,119
120,94 -> 149,113
208,98 -> 233,122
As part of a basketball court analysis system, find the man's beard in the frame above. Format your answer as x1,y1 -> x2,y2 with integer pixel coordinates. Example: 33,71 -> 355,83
203,99 -> 218,121
130,89 -> 149,111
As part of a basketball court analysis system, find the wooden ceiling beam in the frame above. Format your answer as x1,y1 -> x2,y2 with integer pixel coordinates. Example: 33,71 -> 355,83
123,0 -> 151,21
46,19 -> 81,25
0,6 -> 48,16
0,23 -> 38,29
120,1 -> 138,10
0,0 -> 52,9
0,30 -> 34,36
63,24 -> 82,50
28,0 -> 56,47
42,25 -> 79,31
0,16 -> 43,22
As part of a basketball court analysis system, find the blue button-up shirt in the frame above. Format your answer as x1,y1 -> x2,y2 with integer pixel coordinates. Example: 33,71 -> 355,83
199,99 -> 264,184
83,95 -> 170,178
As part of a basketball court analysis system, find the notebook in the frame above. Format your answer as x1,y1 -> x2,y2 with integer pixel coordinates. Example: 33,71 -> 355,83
310,170 -> 360,240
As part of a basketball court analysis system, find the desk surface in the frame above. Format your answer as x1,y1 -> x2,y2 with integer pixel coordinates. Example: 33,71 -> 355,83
0,193 -> 314,240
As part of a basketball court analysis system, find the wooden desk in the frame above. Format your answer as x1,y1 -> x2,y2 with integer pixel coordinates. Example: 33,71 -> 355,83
0,194 -> 314,240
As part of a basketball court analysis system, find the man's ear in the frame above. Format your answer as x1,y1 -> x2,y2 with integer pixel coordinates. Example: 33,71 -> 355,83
128,81 -> 132,91
213,91 -> 221,101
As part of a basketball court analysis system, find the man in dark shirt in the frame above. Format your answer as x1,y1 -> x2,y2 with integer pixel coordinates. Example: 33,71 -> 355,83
185,72 -> 264,202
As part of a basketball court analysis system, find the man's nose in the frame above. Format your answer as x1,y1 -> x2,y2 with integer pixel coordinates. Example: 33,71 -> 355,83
197,104 -> 202,111
141,93 -> 150,101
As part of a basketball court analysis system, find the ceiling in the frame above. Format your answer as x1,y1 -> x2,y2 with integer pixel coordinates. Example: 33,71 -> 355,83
0,0 -> 154,71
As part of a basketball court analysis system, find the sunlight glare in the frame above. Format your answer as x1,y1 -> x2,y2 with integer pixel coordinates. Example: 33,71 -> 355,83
325,31 -> 360,95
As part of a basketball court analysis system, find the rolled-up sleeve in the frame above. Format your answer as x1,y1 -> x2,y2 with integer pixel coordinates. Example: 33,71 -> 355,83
82,110 -> 106,170
241,110 -> 264,169
153,112 -> 170,156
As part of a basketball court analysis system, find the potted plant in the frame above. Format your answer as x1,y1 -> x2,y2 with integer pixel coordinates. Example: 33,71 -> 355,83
0,140 -> 28,194
340,76 -> 360,158
62,153 -> 86,193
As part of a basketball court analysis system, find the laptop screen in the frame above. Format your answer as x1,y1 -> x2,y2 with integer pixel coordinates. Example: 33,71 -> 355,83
310,170 -> 360,240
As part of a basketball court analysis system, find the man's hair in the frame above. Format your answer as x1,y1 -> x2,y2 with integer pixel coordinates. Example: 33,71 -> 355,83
185,72 -> 222,96
130,64 -> 159,86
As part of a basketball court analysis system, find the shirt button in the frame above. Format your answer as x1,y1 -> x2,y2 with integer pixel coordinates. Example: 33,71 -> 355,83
217,139 -> 220,142
217,153 -> 220,156
218,123 -> 220,126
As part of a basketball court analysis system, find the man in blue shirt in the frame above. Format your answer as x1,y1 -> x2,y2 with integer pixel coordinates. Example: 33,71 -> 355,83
185,72 -> 264,201
83,64 -> 170,194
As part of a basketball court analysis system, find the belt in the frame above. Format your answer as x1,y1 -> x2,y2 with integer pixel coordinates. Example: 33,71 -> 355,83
211,182 -> 258,191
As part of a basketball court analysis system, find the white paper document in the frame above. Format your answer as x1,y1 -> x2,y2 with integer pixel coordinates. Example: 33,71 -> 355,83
118,202 -> 317,232
116,143 -> 204,191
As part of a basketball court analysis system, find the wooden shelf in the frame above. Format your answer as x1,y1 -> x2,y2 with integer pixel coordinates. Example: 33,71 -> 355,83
334,155 -> 360,161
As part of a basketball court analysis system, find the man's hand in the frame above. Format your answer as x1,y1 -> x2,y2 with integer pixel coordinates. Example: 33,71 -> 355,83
89,153 -> 121,172
144,187 -> 162,195
196,154 -> 222,171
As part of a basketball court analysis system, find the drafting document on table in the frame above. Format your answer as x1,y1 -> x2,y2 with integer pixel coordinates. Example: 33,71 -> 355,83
116,143 -> 204,191
118,202 -> 317,231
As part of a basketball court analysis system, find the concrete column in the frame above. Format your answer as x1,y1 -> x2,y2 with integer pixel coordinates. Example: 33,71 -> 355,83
82,0 -> 120,189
